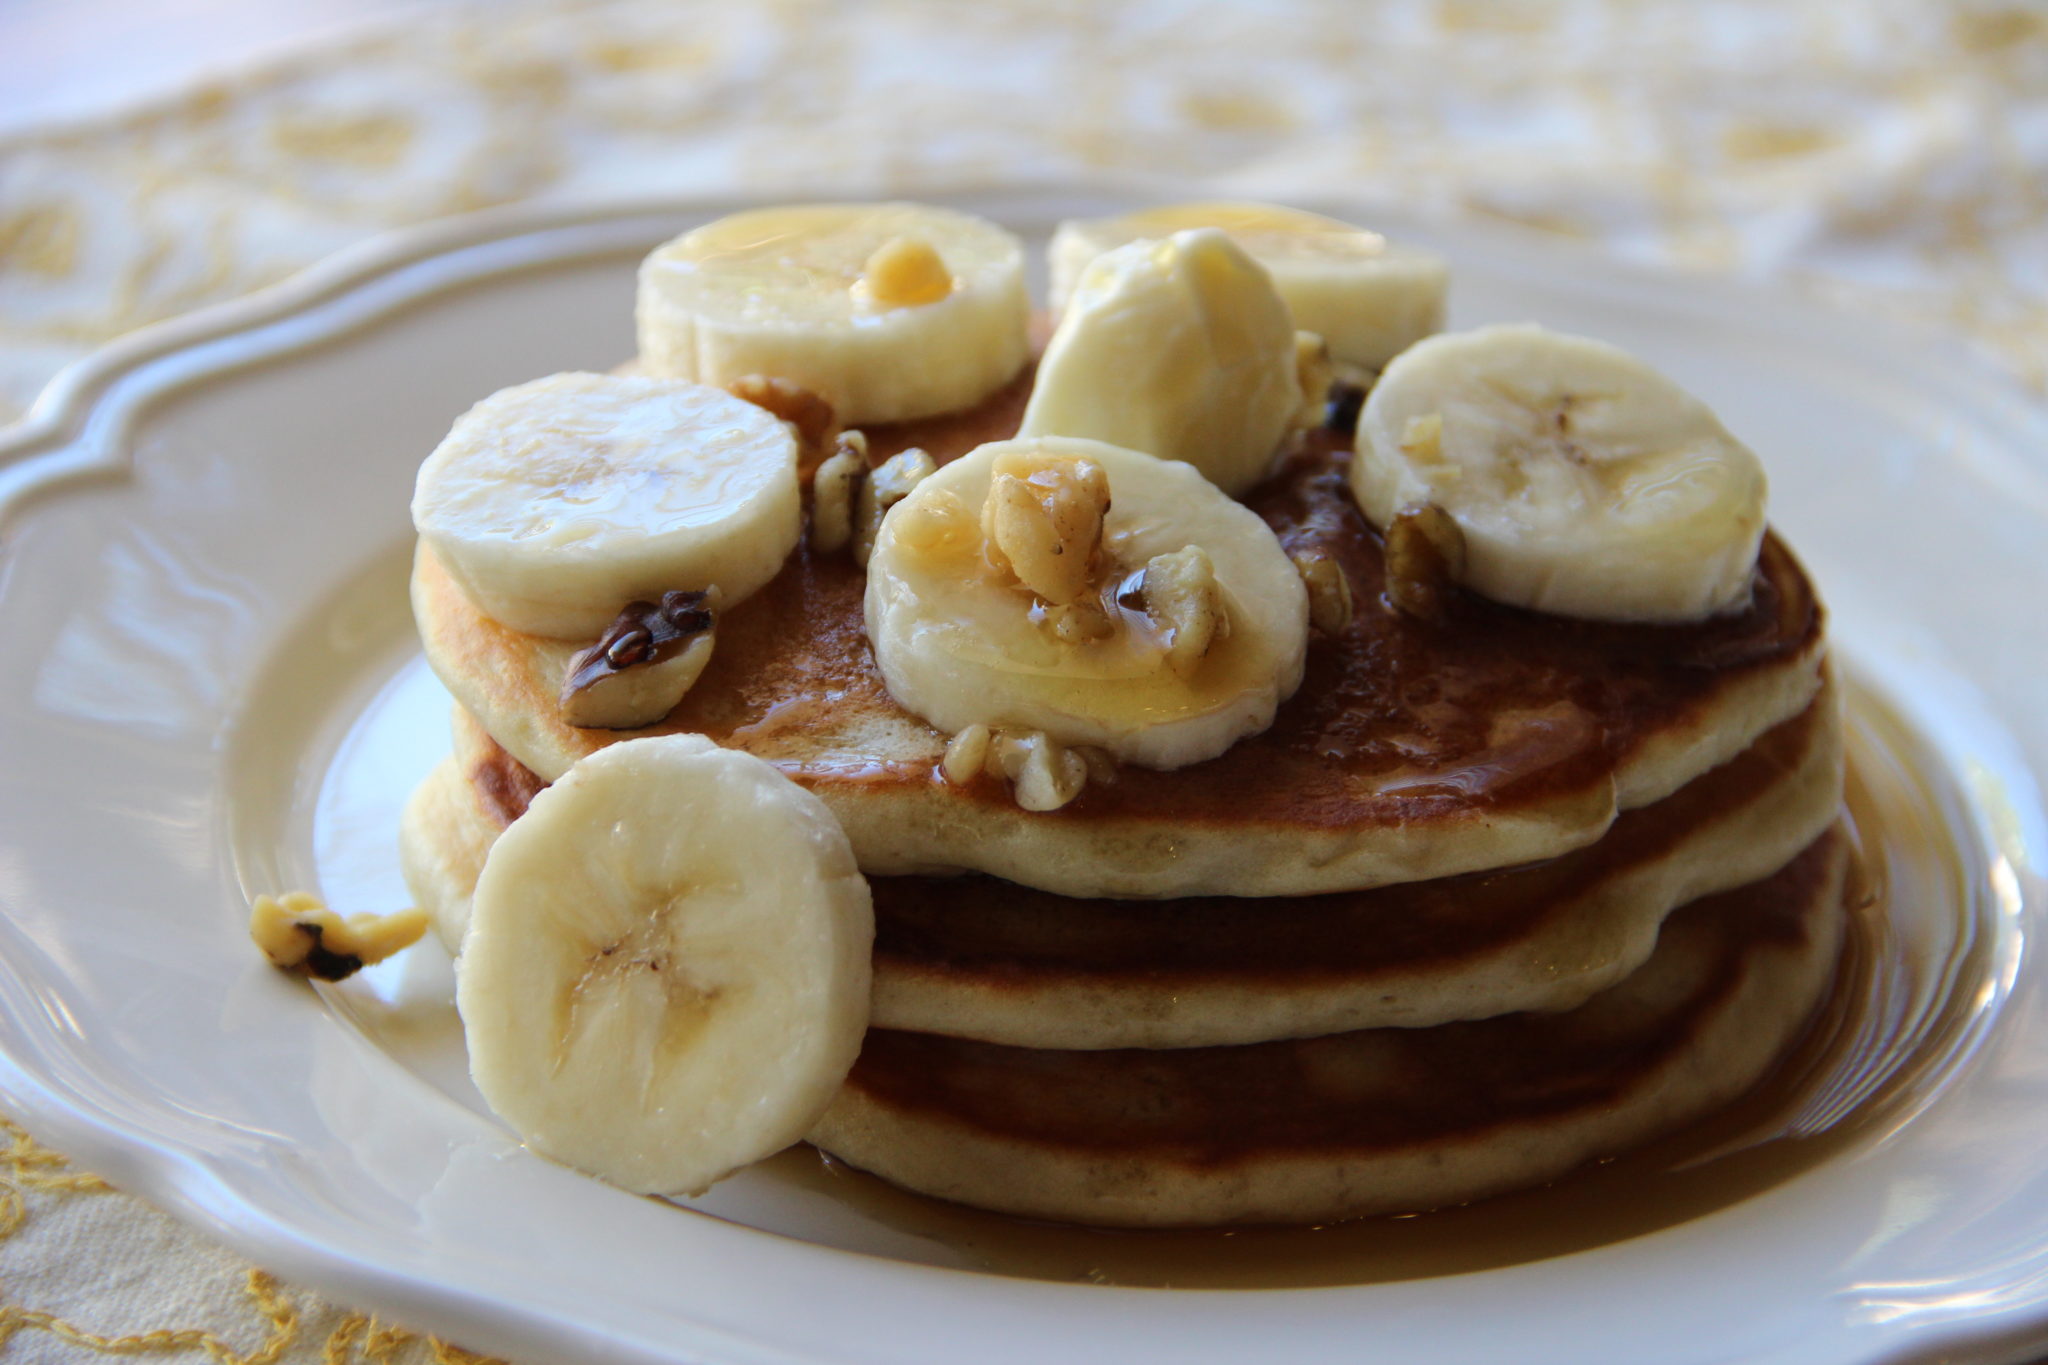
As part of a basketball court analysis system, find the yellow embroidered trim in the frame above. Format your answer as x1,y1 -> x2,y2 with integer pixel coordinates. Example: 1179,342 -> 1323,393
2,1117 -> 113,1193
0,1119 -> 508,1363
0,1271 -> 294,1363
320,1313 -> 506,1364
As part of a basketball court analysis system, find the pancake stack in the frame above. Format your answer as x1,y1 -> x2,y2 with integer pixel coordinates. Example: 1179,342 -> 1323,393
401,202 -> 1847,1227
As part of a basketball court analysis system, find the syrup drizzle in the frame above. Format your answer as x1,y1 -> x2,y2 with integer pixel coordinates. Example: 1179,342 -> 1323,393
750,677 -> 2001,1289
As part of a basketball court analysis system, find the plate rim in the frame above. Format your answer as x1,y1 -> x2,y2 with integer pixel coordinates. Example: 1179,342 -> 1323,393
1,184 -> 2046,1365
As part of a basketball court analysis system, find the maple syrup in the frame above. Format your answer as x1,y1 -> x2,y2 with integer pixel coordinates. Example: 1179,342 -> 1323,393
757,677 -> 2000,1288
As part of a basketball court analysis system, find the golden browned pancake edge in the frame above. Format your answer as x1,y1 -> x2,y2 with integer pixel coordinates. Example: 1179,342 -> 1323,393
412,679 -> 1843,1046
805,831 -> 1850,1228
868,681 -> 1843,1045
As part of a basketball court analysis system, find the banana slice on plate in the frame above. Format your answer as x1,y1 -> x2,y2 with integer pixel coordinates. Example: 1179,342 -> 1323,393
1352,323 -> 1768,622
457,734 -> 873,1197
1049,201 -> 1448,371
865,436 -> 1309,771
1019,228 -> 1300,496
411,373 -> 800,639
637,202 -> 1031,425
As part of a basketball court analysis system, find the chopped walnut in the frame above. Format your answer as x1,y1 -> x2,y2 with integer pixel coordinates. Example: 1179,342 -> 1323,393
981,451 -> 1110,605
1014,736 -> 1088,812
941,723 -> 992,785
1121,545 -> 1228,679
858,236 -> 953,309
1323,365 -> 1373,432
251,891 -> 428,982
1384,502 -> 1467,620
1071,745 -> 1117,786
854,447 -> 936,566
1291,549 -> 1355,636
1042,598 -> 1114,644
559,590 -> 718,728
728,375 -> 839,456
991,731 -> 1088,812
811,432 -> 867,554
1294,330 -> 1334,430
942,724 -> 1094,810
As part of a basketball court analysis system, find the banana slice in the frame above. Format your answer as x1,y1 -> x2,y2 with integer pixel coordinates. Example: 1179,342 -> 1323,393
411,373 -> 800,639
1352,324 -> 1769,622
1049,201 -> 1448,370
865,436 -> 1309,771
1018,228 -> 1299,496
457,734 -> 873,1197
637,202 -> 1031,425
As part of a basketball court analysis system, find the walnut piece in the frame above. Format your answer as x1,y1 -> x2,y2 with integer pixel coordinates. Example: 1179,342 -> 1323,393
939,723 -> 1095,811
992,730 -> 1089,812
1291,548 -> 1356,636
940,723 -> 992,785
251,891 -> 428,982
727,375 -> 839,456
1294,330 -> 1334,429
854,447 -> 936,567
1383,502 -> 1467,620
1043,598 -> 1114,643
811,431 -> 867,554
1323,369 -> 1371,432
1012,734 -> 1088,812
981,451 -> 1110,605
559,590 -> 718,728
1072,744 -> 1117,786
1121,545 -> 1228,679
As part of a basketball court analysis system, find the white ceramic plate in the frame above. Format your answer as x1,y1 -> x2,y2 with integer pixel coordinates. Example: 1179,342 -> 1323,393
2,189 -> 2046,1365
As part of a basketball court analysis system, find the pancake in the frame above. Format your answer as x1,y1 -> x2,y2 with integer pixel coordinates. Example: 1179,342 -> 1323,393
413,408 -> 1826,900
408,680 -> 1842,1047
869,683 -> 1842,1046
806,830 -> 1849,1228
398,749 -> 502,955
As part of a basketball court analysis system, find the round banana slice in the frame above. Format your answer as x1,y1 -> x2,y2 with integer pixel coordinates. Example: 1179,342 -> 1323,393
411,373 -> 800,639
457,734 -> 873,1197
637,202 -> 1031,425
1049,201 -> 1448,370
1353,324 -> 1769,622
1018,229 -> 1299,496
865,436 -> 1309,771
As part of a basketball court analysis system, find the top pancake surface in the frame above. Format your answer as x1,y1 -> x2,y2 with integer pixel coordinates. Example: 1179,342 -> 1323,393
414,369 -> 1826,898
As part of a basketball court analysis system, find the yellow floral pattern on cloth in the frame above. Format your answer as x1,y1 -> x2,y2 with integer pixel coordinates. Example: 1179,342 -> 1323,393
0,0 -> 2043,1359
0,1121 -> 504,1362
3,0 -> 2047,424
